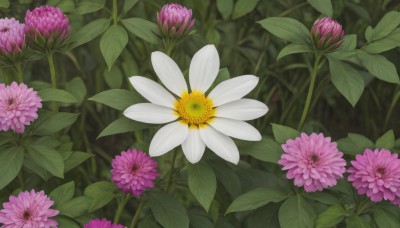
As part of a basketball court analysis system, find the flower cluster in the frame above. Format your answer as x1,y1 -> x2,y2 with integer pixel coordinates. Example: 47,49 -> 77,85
157,3 -> 195,38
311,17 -> 344,52
84,218 -> 126,228
0,18 -> 25,60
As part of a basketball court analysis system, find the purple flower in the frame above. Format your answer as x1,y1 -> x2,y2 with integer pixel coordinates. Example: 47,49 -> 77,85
278,133 -> 346,192
0,82 -> 42,133
348,149 -> 400,205
311,17 -> 344,51
157,3 -> 195,38
0,190 -> 59,228
0,18 -> 25,58
111,149 -> 159,197
25,5 -> 70,49
84,218 -> 126,228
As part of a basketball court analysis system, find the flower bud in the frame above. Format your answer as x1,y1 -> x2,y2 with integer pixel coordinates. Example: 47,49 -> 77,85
0,18 -> 25,62
311,17 -> 344,52
157,3 -> 195,38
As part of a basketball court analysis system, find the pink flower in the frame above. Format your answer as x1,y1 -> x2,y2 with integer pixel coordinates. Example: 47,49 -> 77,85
348,149 -> 400,205
0,82 -> 42,133
84,218 -> 126,228
111,149 -> 159,197
278,133 -> 346,192
157,3 -> 195,38
311,17 -> 344,51
0,18 -> 25,57
0,190 -> 59,228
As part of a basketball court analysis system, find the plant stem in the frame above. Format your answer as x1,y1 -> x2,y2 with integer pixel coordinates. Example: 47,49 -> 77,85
16,62 -> 23,83
383,87 -> 400,130
114,193 -> 130,224
297,53 -> 321,130
46,50 -> 58,111
164,149 -> 177,192
18,171 -> 24,190
113,0 -> 118,25
129,199 -> 146,228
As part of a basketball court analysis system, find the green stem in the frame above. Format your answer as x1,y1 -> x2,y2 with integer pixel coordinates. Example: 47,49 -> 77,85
383,87 -> 400,130
46,50 -> 58,111
113,0 -> 118,25
18,171 -> 24,190
16,62 -> 23,83
129,199 -> 146,228
114,193 -> 130,224
297,53 -> 321,130
164,149 -> 178,192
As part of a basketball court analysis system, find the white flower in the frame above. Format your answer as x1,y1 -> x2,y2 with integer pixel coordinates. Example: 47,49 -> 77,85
123,45 -> 269,164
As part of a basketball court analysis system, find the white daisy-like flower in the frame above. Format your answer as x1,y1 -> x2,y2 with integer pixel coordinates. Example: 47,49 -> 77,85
123,45 -> 269,164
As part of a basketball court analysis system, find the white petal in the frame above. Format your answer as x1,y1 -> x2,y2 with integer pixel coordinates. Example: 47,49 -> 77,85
151,51 -> 188,96
149,122 -> 188,157
123,103 -> 177,124
129,76 -> 176,108
189,45 -> 220,93
181,127 -> 206,164
199,126 -> 240,164
216,99 -> 269,121
209,118 -> 261,141
208,75 -> 259,107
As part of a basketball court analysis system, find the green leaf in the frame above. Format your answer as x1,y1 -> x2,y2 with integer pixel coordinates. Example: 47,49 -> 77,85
64,152 -> 93,173
346,215 -> 372,228
123,0 -> 138,13
370,11 -> 400,41
0,0 -> 9,8
328,57 -> 364,107
373,207 -> 400,228
277,43 -> 312,60
65,77 -> 87,103
58,196 -> 92,218
56,216 -> 81,228
232,0 -> 259,19
0,146 -> 24,190
100,25 -> 128,70
357,51 -> 399,84
315,204 -> 346,228
362,28 -> 400,54
84,181 -> 117,212
307,0 -> 333,17
302,192 -> 339,205
104,66 -> 123,89
70,18 -> 111,49
365,26 -> 373,42
271,124 -> 300,144
278,195 -> 316,228
337,133 -> 374,155
38,88 -> 79,104
34,112 -> 79,135
122,18 -> 159,44
226,188 -> 287,214
50,181 -> 75,207
89,89 -> 142,110
258,17 -> 309,43
216,0 -> 233,20
98,116 -> 151,138
148,191 -> 189,228
240,137 -> 282,163
26,145 -> 64,178
375,130 -> 395,150
188,163 -> 217,212
210,160 -> 241,198
75,0 -> 106,15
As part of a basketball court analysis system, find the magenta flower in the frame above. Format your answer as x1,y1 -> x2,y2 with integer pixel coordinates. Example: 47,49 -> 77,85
157,3 -> 195,38
0,82 -> 42,133
111,149 -> 159,197
84,218 -> 126,228
348,149 -> 400,205
0,190 -> 59,228
311,17 -> 344,52
25,5 -> 70,49
278,133 -> 346,192
0,18 -> 25,59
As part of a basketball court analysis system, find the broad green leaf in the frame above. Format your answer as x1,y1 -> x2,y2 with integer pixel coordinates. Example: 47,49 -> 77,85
104,66 -> 123,89
75,0 -> 106,15
365,26 -> 373,42
56,216 -> 81,228
370,11 -> 400,41
188,163 -> 217,212
240,137 -> 282,163
302,192 -> 338,205
232,0 -> 259,19
38,88 -> 79,104
375,130 -> 395,150
70,18 -> 111,49
209,160 -> 241,198
307,0 -> 333,17
246,203 -> 280,228
373,207 -> 400,228
271,124 -> 300,144
0,0 -> 9,8
188,209 -> 214,228
47,0 -> 75,12
362,28 -> 400,54
65,77 -> 87,103
100,25 -> 128,70
98,117 -> 151,138
226,188 -> 287,214
123,0 -> 138,13
357,51 -> 399,84
58,196 -> 92,218
148,191 -> 189,228
34,112 -> 79,135
89,89 -> 142,110
64,152 -> 93,172
0,146 -> 24,190
122,18 -> 159,44
337,133 -> 374,155
328,57 -> 364,107
26,145 -> 64,178
50,182 -> 75,207
346,215 -> 372,228
258,17 -> 309,43
84,181 -> 117,212
315,204 -> 346,228
278,195 -> 316,228
277,43 -> 312,60
216,0 -> 233,20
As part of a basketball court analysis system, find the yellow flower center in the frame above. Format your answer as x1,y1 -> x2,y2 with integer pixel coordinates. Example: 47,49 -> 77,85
174,91 -> 215,126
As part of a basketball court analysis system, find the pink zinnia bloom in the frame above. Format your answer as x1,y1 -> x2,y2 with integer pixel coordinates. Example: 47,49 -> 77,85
348,149 -> 400,205
111,149 -> 159,197
311,17 -> 344,51
0,18 -> 25,56
157,3 -> 195,37
0,82 -> 42,133
278,133 -> 346,192
0,190 -> 59,228
84,218 -> 126,228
